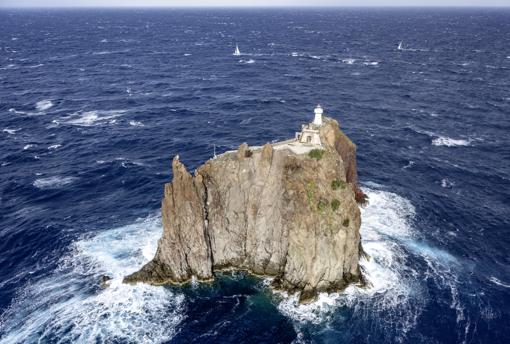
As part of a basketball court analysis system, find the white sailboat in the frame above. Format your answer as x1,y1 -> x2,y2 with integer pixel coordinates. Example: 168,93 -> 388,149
397,41 -> 404,51
233,44 -> 241,56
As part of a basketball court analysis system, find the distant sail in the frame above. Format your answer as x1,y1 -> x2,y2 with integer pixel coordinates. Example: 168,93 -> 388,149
233,44 -> 241,56
397,41 -> 404,51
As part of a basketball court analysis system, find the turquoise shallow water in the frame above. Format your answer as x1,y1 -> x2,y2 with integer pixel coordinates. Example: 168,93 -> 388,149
0,8 -> 509,343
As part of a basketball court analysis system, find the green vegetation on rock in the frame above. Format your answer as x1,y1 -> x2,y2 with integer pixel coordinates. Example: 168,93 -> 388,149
306,181 -> 317,205
317,199 -> 329,211
331,199 -> 340,211
308,149 -> 324,160
331,179 -> 346,190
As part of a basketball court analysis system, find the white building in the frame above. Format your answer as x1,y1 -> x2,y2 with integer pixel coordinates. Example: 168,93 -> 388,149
295,105 -> 323,146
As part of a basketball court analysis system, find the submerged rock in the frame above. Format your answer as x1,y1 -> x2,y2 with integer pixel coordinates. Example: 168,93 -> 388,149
124,115 -> 366,302
99,275 -> 112,288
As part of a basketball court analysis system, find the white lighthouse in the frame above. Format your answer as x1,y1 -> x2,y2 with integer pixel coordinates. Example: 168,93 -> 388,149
295,105 -> 324,146
313,104 -> 323,126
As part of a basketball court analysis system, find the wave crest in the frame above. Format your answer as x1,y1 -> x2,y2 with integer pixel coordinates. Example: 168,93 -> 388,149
33,176 -> 78,189
432,136 -> 471,147
35,100 -> 54,111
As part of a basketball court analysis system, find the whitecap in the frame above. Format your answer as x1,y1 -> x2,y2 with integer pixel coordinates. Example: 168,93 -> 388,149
33,176 -> 78,189
3,128 -> 19,135
342,58 -> 356,64
363,61 -> 379,66
489,277 -> 510,288
58,110 -> 126,127
240,59 -> 255,64
35,99 -> 54,111
403,160 -> 415,169
47,144 -> 61,150
441,178 -> 455,188
8,108 -> 25,115
0,215 -> 185,344
23,144 -> 35,150
129,120 -> 144,126
432,137 -> 471,147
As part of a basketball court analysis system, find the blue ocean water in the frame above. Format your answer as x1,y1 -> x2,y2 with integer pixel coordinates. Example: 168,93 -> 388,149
0,7 -> 509,344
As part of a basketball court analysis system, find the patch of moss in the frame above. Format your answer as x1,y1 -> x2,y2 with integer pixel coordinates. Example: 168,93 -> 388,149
317,199 -> 329,211
308,149 -> 324,160
331,179 -> 346,190
342,218 -> 350,227
331,199 -> 340,211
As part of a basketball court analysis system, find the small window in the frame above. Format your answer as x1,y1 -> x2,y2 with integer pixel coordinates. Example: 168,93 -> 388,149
306,136 -> 312,143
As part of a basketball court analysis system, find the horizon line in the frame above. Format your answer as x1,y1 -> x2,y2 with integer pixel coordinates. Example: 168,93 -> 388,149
2,5 -> 510,9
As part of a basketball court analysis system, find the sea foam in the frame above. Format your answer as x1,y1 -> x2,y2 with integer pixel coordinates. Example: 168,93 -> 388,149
33,176 -> 78,189
277,187 -> 460,341
278,189 -> 419,326
56,110 -> 126,127
2,128 -> 19,135
432,136 -> 471,147
0,215 -> 184,344
35,100 -> 54,111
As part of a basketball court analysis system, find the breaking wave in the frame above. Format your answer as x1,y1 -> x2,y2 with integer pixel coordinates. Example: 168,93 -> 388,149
278,187 -> 462,342
432,136 -> 471,147
35,100 -> 54,111
2,128 -> 19,135
47,144 -> 62,150
0,215 -> 185,344
33,176 -> 78,189
489,277 -> 510,288
55,110 -> 126,127
129,120 -> 144,127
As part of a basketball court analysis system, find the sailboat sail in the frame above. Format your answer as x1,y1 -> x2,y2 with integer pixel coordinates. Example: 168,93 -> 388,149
233,44 -> 241,56
397,41 -> 404,50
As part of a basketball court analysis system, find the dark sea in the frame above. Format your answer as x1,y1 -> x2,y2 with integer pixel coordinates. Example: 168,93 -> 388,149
0,7 -> 509,344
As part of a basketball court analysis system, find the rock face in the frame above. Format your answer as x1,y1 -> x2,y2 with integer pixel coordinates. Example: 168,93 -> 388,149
125,117 -> 365,302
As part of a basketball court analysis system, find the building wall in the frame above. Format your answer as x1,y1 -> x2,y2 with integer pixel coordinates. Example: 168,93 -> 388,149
298,129 -> 321,145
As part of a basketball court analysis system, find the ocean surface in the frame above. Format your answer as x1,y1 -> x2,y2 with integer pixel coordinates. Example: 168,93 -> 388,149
0,8 -> 509,344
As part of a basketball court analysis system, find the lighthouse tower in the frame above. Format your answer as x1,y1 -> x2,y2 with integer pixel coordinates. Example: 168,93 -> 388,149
295,105 -> 324,146
313,104 -> 323,126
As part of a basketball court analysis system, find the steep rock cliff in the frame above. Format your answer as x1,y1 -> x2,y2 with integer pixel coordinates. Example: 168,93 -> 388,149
125,117 -> 365,302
